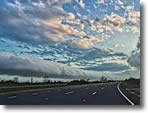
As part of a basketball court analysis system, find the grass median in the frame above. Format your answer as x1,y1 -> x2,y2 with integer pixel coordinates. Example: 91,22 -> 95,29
0,85 -> 67,94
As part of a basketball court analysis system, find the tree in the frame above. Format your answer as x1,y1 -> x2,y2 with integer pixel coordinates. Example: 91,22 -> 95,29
43,76 -> 49,83
13,77 -> 19,83
31,77 -> 33,83
100,76 -> 107,82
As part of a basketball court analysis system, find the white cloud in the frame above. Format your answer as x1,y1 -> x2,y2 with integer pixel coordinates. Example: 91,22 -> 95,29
78,0 -> 85,8
66,35 -> 104,49
113,44 -> 119,48
127,36 -> 140,78
115,5 -> 120,10
87,10 -> 140,36
0,0 -> 78,44
96,0 -> 104,4
103,48 -> 114,52
118,0 -> 124,5
128,52 -> 140,67
66,38 -> 93,49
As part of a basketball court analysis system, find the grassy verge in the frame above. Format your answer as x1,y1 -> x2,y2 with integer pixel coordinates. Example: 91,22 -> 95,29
0,85 -> 67,94
122,78 -> 140,96
123,78 -> 140,88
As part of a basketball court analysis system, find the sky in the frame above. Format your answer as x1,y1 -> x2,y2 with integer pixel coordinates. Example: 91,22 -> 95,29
0,0 -> 140,81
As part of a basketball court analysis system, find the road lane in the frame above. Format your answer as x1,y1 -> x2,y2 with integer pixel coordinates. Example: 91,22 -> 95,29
0,82 -> 139,105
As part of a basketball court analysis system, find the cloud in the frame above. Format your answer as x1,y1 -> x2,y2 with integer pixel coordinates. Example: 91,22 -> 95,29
84,36 -> 96,40
0,0 -> 77,44
0,51 -> 135,80
66,38 -> 93,49
74,47 -> 127,62
103,48 -> 114,52
42,18 -> 79,42
0,0 -> 140,50
113,44 -> 119,48
124,5 -> 140,31
0,39 -> 6,43
126,36 -> 140,78
76,0 -> 85,8
86,8 -> 140,36
0,51 -> 112,80
65,35 -> 104,49
87,14 -> 124,34
128,52 -> 140,67
128,37 -> 140,68
63,17 -> 85,31
96,0 -> 104,4
117,0 -> 124,5
83,63 -> 130,72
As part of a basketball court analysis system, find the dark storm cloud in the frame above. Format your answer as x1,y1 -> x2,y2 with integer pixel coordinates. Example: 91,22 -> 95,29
0,39 -> 6,43
0,51 -> 135,80
0,51 -> 106,79
82,63 -> 130,72
75,47 -> 127,61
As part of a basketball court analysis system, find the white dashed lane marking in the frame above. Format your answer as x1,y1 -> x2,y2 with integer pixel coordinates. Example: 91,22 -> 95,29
45,98 -> 48,100
47,91 -> 52,93
65,91 -> 74,95
82,99 -> 87,102
92,92 -> 97,95
32,93 -> 38,96
101,87 -> 104,90
8,96 -> 16,99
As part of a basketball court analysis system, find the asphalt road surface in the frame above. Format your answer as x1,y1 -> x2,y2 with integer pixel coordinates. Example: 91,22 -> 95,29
0,82 -> 140,105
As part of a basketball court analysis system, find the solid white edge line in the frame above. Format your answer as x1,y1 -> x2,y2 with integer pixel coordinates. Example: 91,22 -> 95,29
117,82 -> 135,105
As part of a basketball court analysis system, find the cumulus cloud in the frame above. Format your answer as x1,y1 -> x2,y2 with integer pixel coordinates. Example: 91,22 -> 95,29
63,18 -> 85,31
0,0 -> 78,44
128,52 -> 140,67
76,0 -> 85,8
126,36 -> 140,78
103,48 -> 114,52
66,38 -> 93,49
128,37 -> 140,68
96,0 -> 104,4
126,52 -> 140,79
113,44 -> 119,48
125,5 -> 140,32
42,18 -> 83,42
117,0 -> 124,5
0,0 -> 140,51
65,35 -> 104,49
86,7 -> 140,35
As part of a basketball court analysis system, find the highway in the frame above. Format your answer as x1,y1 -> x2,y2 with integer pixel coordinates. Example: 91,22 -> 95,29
0,82 -> 140,105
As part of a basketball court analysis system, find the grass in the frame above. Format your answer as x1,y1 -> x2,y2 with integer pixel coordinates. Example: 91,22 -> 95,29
0,81 -> 119,94
123,78 -> 140,88
121,78 -> 140,95
0,85 -> 67,94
